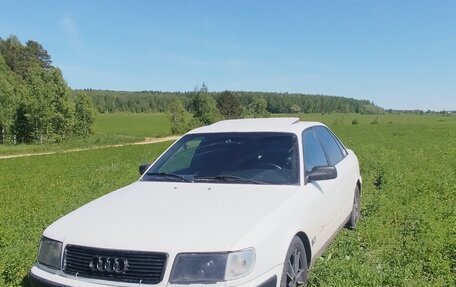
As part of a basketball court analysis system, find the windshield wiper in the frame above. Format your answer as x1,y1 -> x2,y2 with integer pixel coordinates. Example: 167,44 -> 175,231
145,172 -> 191,182
193,175 -> 264,184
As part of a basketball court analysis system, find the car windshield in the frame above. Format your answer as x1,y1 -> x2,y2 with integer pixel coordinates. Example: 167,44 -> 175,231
142,132 -> 300,185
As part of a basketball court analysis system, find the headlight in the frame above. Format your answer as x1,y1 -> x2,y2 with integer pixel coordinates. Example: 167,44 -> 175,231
225,249 -> 255,280
37,237 -> 62,269
170,248 -> 255,284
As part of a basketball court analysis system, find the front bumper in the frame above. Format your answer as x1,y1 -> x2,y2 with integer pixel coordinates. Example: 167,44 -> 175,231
29,265 -> 281,287
29,272 -> 69,287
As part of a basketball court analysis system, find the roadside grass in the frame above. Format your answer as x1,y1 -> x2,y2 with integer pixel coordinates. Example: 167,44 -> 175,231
0,114 -> 455,286
0,141 -> 172,287
0,113 -> 170,156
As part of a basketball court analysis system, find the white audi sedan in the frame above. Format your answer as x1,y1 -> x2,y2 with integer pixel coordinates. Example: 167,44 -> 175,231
30,118 -> 361,287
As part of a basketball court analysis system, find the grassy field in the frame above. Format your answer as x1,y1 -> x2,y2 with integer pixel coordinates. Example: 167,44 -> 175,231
307,114 -> 456,287
0,113 -> 455,286
0,113 -> 170,156
95,112 -> 170,138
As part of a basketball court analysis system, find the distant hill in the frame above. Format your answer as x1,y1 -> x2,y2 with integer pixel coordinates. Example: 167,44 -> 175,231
75,89 -> 384,114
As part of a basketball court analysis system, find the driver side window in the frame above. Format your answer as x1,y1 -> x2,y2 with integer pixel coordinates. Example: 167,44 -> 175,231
302,129 -> 328,174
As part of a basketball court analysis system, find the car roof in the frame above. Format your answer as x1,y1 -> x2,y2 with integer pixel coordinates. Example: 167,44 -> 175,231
187,118 -> 325,135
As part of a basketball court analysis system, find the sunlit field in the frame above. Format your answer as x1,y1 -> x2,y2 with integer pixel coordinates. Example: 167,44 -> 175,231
94,112 -> 170,138
0,113 -> 455,286
0,113 -> 171,156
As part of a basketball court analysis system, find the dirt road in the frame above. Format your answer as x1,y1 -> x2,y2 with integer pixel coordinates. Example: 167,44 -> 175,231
0,135 -> 180,160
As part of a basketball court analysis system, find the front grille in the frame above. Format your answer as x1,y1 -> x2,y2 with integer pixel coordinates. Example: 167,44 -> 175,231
63,245 -> 167,284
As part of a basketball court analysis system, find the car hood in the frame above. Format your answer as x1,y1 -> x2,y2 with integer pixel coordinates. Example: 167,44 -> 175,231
44,181 -> 298,253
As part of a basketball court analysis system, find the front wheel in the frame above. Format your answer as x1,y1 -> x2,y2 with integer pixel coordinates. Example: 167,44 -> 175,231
280,236 -> 308,287
346,185 -> 361,230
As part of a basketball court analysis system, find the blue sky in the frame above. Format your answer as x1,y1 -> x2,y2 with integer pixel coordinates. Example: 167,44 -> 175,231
1,0 -> 455,110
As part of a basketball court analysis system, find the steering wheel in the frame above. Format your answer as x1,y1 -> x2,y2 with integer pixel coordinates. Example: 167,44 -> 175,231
257,162 -> 282,170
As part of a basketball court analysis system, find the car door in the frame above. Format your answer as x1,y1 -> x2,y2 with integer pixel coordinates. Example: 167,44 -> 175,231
313,126 -> 353,229
302,128 -> 339,252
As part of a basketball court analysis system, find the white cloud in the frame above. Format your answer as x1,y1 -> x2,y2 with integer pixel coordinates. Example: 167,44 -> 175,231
59,14 -> 83,53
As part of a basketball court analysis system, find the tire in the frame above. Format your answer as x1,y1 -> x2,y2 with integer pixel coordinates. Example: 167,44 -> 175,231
280,236 -> 308,287
346,185 -> 361,230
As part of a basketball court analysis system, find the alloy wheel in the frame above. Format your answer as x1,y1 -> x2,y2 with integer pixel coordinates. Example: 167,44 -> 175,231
286,248 -> 305,287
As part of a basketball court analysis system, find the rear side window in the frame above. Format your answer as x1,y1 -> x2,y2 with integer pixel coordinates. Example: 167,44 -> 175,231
329,130 -> 348,157
303,129 -> 328,174
314,126 -> 344,165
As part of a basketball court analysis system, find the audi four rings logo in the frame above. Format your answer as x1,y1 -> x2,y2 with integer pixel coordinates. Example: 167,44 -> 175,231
88,256 -> 129,274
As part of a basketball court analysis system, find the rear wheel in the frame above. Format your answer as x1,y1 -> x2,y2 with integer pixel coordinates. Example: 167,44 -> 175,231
280,236 -> 308,287
346,185 -> 361,230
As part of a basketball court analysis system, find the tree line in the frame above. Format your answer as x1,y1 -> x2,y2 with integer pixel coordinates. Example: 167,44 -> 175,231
0,34 -> 385,144
77,84 -> 384,134
78,87 -> 383,115
0,36 -> 96,144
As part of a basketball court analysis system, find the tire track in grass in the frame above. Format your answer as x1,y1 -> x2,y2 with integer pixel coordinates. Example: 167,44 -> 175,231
0,136 -> 180,160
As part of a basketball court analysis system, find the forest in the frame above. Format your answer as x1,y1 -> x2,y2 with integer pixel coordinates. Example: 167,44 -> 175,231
75,87 -> 385,134
1,35 -> 386,145
0,36 -> 96,144
76,87 -> 384,115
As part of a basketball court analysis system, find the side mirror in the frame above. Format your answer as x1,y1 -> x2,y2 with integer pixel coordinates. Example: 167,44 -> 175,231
306,166 -> 337,182
139,163 -> 151,175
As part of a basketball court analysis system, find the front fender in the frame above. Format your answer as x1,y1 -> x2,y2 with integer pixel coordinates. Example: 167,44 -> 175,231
229,192 -> 318,280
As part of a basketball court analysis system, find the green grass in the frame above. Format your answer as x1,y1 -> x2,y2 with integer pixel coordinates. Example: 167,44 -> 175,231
306,114 -> 456,287
0,114 -> 455,286
95,112 -> 170,138
0,113 -> 170,156
283,112 -> 454,126
0,141 -> 172,287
